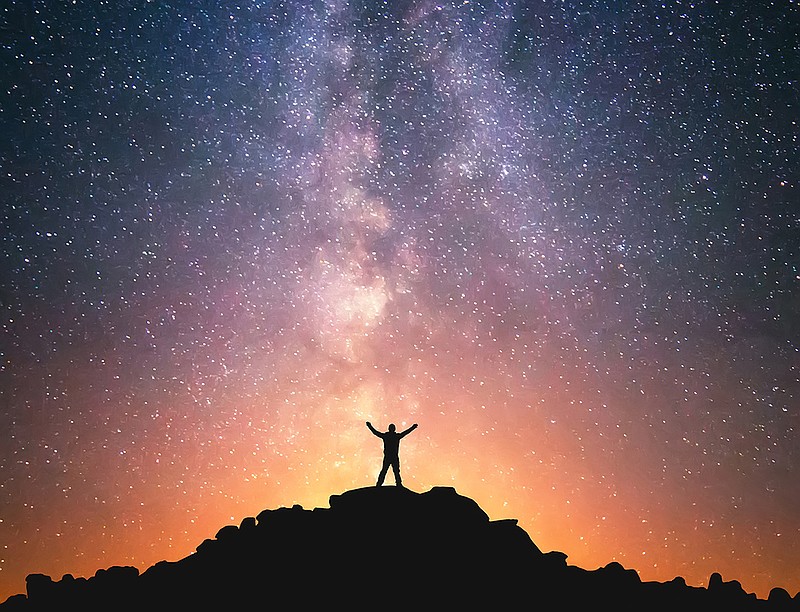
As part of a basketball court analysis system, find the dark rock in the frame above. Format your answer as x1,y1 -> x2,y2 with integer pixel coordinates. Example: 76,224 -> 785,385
255,508 -> 272,525
214,524 -> 239,541
543,550 -> 568,567
93,565 -> 139,581
239,516 -> 256,531
2,487 -> 792,611
768,587 -> 794,610
0,595 -> 26,610
707,572 -> 760,608
670,576 -> 687,587
23,575 -> 52,605
601,560 -> 641,585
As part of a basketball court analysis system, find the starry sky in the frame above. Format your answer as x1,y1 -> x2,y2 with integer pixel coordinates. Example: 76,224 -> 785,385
1,0 -> 798,601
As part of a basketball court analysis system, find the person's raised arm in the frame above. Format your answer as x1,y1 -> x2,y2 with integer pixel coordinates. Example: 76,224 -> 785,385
366,421 -> 382,437
399,423 -> 418,438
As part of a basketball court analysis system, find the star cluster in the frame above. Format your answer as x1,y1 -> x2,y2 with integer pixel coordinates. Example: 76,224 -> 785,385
1,0 -> 798,601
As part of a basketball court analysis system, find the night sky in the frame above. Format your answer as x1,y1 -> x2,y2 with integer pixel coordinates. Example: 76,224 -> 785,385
1,0 -> 798,601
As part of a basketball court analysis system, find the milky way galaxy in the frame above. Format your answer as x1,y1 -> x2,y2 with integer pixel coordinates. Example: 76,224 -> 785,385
1,0 -> 798,601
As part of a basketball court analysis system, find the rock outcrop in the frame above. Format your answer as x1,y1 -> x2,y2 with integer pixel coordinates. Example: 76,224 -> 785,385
2,486 -> 797,610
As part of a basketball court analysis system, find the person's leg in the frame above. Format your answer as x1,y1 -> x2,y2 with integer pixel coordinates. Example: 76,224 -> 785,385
377,456 -> 390,486
392,457 -> 402,486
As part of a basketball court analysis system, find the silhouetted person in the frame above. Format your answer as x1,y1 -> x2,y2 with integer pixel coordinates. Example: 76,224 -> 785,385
366,421 -> 418,487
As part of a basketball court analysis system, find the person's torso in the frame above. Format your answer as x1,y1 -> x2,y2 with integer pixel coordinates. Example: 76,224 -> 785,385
383,432 -> 401,456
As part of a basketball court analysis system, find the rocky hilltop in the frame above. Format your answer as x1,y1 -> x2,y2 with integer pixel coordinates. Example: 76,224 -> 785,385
3,486 -> 797,610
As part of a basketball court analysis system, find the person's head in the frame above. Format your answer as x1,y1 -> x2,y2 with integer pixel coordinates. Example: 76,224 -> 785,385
388,423 -> 396,432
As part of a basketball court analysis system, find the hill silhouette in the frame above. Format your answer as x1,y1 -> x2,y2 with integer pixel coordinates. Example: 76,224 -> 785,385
2,486 -> 797,610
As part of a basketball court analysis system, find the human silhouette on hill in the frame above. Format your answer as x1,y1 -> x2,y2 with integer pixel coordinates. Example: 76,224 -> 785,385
366,421 -> 418,487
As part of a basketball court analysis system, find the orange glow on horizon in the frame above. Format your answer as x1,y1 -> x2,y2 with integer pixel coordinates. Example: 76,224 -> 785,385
2,380 -> 795,603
